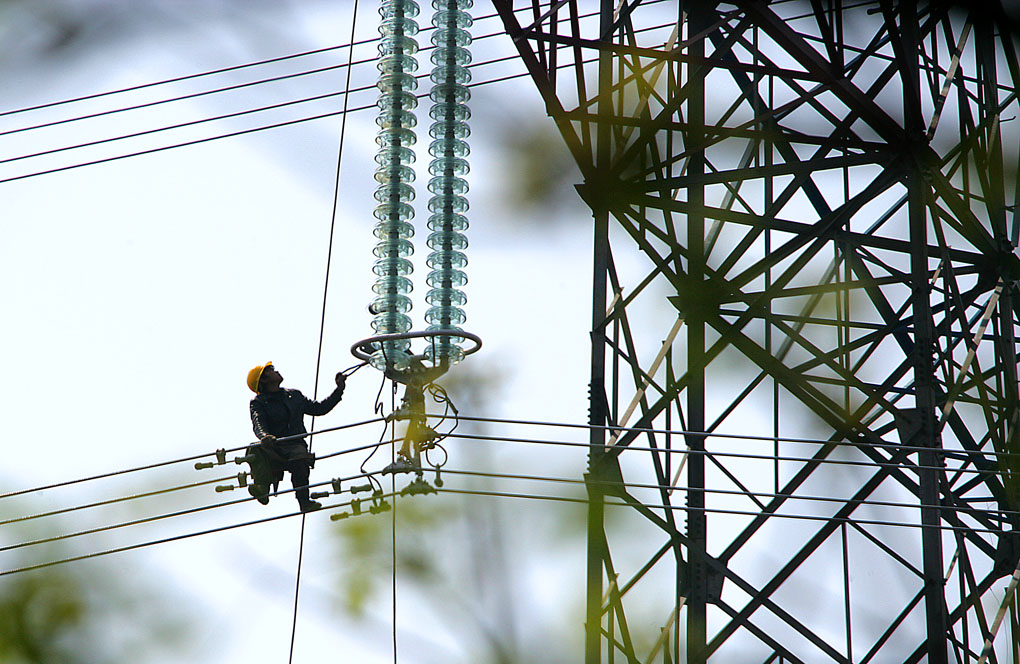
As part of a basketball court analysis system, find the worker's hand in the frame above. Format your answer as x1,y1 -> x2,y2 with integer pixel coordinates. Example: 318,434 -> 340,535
335,372 -> 347,389
259,434 -> 277,448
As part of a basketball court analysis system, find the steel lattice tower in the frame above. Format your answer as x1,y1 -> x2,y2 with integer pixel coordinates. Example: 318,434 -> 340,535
494,1 -> 1020,662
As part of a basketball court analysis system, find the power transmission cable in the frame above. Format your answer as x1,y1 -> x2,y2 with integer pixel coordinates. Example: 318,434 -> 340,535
0,39 -> 532,168
0,0 -> 646,122
1,411 -> 1009,525
442,429 -> 1016,479
0,16 -> 537,141
0,486 -> 401,578
2,412 -> 1009,532
432,486 -> 1019,536
0,416 -> 384,502
10,436 -> 1013,558
0,41 -> 372,121
0,475 -> 234,527
435,466 -> 1020,522
0,466 -> 381,554
288,2 -> 361,661
0,428 -> 401,539
0,55 -> 375,141
446,414 -> 1020,460
0,435 -> 399,564
0,451 -> 226,501
0,56 -> 541,186
0,16 -> 686,185
8,433 -> 1012,560
5,476 -> 1015,581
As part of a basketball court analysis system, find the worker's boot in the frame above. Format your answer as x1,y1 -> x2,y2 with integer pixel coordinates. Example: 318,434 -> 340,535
248,484 -> 270,505
299,499 -> 323,513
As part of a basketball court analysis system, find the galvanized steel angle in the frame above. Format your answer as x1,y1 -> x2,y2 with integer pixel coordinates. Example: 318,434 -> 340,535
709,452 -> 914,661
724,172 -> 903,295
612,483 -> 850,662
598,548 -> 642,663
736,0 -> 905,146
710,598 -> 808,664
858,587 -> 926,664
490,0 -> 597,177
930,156 -> 1012,257
604,15 -> 754,180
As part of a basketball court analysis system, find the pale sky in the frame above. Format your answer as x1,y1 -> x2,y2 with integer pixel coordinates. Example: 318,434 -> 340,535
0,2 -> 598,661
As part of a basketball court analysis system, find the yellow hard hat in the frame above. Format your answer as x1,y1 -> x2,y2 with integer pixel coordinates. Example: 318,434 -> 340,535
247,362 -> 273,394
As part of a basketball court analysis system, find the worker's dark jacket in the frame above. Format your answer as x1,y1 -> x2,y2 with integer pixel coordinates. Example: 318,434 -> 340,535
247,386 -> 344,488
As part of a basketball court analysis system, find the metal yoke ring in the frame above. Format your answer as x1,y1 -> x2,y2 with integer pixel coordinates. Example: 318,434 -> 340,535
350,329 -> 482,363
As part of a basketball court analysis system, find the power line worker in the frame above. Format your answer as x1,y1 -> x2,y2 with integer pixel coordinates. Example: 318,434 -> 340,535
246,362 -> 346,513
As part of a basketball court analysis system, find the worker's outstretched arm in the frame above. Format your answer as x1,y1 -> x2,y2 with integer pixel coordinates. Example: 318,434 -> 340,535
303,372 -> 346,417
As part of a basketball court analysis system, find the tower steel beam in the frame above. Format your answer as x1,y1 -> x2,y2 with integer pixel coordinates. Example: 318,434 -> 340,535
493,1 -> 1020,661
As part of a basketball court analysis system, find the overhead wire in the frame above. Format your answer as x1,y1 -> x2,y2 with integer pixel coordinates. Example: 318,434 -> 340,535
6,394 -> 1011,536
434,466 -> 1020,522
0,1 -> 558,119
289,2 -> 362,660
0,41 -> 372,121
0,459 -> 386,554
2,410 -> 1010,528
0,53 -> 531,185
445,413 -> 1020,461
0,450 -> 228,501
439,430 -> 1018,479
0,54 -> 376,141
8,414 -> 1008,577
432,486 -> 1020,536
0,50 -> 509,170
2,408 -> 1011,543
0,16 -> 685,187
0,486 -> 400,579
0,0 -> 644,123
0,416 -> 384,502
0,13 -> 540,144
7,444 -> 1011,560
0,475 -> 235,527
5,471 -> 1016,581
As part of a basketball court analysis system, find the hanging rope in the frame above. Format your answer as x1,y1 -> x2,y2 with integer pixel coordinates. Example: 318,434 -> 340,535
288,3 -> 361,662
391,381 -> 399,664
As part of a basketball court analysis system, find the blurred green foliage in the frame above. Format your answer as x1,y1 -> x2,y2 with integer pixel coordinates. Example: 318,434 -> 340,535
0,510 -> 194,664
496,120 -> 583,223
